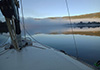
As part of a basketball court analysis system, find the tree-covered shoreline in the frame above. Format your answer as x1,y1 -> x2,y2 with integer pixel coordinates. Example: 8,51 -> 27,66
0,21 -> 8,34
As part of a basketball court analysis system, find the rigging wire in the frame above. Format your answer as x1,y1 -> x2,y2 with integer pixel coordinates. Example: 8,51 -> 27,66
64,0 -> 79,59
19,0 -> 50,48
20,20 -> 50,48
19,0 -> 79,54
19,0 -> 37,41
20,0 -> 26,39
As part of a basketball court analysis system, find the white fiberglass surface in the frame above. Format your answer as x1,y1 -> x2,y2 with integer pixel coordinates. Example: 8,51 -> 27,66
0,43 -> 93,70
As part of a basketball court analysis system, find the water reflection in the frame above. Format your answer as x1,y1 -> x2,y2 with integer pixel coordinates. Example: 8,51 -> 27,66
21,25 -> 100,35
0,18 -> 100,69
33,34 -> 100,66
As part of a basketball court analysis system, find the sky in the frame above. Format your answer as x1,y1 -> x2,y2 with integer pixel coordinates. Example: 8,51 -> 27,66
19,0 -> 100,18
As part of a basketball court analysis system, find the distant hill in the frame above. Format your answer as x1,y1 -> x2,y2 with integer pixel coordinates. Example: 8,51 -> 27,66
47,12 -> 100,19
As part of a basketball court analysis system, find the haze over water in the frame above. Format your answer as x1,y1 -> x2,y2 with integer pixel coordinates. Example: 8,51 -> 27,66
20,18 -> 100,68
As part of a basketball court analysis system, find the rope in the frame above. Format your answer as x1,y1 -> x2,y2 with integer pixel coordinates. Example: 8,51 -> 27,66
0,36 -> 9,48
0,43 -> 10,56
64,0 -> 79,59
0,49 -> 9,56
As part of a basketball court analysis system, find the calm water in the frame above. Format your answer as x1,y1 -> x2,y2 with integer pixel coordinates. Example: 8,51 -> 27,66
33,34 -> 100,66
0,24 -> 100,69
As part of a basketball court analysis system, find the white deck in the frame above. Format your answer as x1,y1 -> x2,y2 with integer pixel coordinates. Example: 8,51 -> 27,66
0,42 -> 94,70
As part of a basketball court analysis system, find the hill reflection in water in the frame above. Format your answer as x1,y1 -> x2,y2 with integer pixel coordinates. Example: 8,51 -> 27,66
0,18 -> 100,69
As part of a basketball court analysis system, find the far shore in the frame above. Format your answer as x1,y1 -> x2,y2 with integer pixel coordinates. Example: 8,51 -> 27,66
50,31 -> 100,36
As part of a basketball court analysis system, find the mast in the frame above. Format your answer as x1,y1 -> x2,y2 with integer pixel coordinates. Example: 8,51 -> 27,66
0,0 -> 22,50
